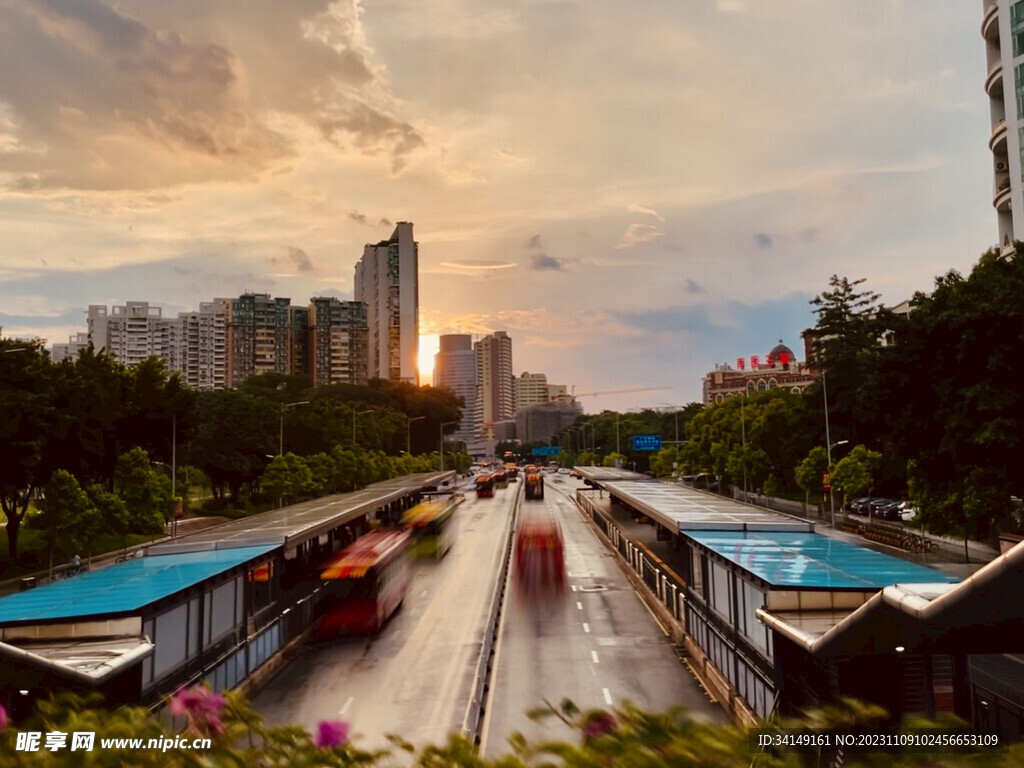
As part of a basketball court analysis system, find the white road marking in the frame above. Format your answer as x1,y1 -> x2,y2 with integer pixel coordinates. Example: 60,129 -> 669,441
603,687 -> 613,705
339,696 -> 354,716
582,622 -> 590,633
591,650 -> 600,664
571,585 -> 577,592
420,590 -> 428,597
576,601 -> 583,610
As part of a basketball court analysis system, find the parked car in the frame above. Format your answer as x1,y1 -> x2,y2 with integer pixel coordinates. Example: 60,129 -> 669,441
899,501 -> 917,522
846,497 -> 871,513
849,497 -> 874,514
867,498 -> 897,518
879,501 -> 903,521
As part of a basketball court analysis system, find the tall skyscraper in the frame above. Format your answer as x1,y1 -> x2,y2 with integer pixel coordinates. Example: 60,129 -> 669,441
983,0 -> 1020,252
308,297 -> 369,386
225,293 -> 292,387
354,222 -> 419,382
475,331 -> 514,434
434,334 -> 478,443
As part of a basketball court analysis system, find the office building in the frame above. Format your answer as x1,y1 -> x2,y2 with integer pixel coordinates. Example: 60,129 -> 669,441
434,334 -> 478,443
354,222 -> 419,382
475,331 -> 514,437
515,400 -> 583,444
514,372 -> 549,410
982,0 -> 1021,252
308,297 -> 368,386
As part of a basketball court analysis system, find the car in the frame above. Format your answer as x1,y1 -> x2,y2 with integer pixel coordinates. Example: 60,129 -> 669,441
898,501 -> 917,521
845,497 -> 870,513
867,498 -> 897,517
850,497 -> 877,515
879,501 -> 903,521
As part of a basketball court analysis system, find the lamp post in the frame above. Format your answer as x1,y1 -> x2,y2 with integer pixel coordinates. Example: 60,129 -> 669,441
440,422 -> 457,471
827,439 -> 850,528
407,416 -> 426,455
352,408 -> 375,446
280,401 -> 310,456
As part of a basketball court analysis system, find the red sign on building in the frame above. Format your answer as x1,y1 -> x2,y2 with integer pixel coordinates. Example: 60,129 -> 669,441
736,357 -> 745,370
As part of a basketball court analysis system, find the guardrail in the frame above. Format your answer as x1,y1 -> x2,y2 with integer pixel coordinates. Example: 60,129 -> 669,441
461,481 -> 522,744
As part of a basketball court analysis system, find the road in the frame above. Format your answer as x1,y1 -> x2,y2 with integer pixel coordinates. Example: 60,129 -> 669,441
480,475 -> 723,757
253,482 -> 517,750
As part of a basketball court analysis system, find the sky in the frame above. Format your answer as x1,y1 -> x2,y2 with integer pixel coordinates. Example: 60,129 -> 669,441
0,0 -> 997,410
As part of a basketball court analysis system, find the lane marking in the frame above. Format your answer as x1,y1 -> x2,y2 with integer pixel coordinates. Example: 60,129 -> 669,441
571,585 -> 577,592
339,696 -> 354,716
603,687 -> 613,705
591,650 -> 600,664
420,590 -> 428,597
576,601 -> 583,610
582,622 -> 590,633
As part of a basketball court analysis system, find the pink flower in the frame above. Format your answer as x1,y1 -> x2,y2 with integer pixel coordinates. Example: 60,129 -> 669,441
168,686 -> 227,738
581,711 -> 618,740
316,720 -> 349,749
0,704 -> 7,731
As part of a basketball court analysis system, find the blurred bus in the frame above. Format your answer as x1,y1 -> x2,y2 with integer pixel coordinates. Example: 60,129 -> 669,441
514,516 -> 566,600
401,498 -> 457,559
318,529 -> 411,635
475,473 -> 495,498
493,470 -> 509,489
524,465 -> 544,500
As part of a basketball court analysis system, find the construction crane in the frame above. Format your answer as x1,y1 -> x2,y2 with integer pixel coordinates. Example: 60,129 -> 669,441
567,385 -> 671,403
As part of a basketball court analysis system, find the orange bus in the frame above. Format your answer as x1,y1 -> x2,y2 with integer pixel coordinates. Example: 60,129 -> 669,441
318,529 -> 411,635
514,516 -> 566,600
475,473 -> 495,498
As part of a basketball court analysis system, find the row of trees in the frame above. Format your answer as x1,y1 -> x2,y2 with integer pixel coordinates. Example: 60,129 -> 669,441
544,248 -> 1024,542
0,345 -> 467,561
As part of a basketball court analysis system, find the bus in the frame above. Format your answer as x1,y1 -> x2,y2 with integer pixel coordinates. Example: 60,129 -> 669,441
514,516 -> 566,600
475,473 -> 495,498
401,498 -> 457,559
493,470 -> 509,489
318,529 -> 411,636
524,464 -> 544,500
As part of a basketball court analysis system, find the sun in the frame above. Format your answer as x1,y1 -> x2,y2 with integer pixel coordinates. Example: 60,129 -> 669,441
418,334 -> 440,385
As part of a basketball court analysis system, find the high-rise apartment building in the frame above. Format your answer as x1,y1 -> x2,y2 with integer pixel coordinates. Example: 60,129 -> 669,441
225,293 -> 292,387
289,305 -> 310,378
175,300 -> 229,391
515,372 -> 550,410
983,0 -> 1021,251
308,297 -> 369,386
434,334 -> 479,443
475,331 -> 514,434
354,222 -> 419,382
87,302 -> 174,367
51,332 -> 90,363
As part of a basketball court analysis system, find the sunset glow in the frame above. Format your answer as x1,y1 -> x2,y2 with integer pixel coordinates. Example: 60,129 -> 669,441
418,334 -> 439,386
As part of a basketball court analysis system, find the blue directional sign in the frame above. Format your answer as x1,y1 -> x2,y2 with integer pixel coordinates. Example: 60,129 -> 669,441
532,446 -> 562,456
632,434 -> 662,451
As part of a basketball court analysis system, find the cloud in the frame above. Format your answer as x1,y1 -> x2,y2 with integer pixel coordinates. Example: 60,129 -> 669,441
527,234 -> 543,250
616,223 -> 665,249
715,0 -> 746,12
379,217 -> 393,228
348,210 -> 370,225
626,203 -> 664,221
284,246 -> 314,272
683,279 -> 705,294
530,253 -> 564,271
753,232 -> 773,249
439,259 -> 517,270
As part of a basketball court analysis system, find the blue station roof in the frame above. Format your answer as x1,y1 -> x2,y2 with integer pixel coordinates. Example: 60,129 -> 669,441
688,530 -> 960,589
0,545 -> 276,624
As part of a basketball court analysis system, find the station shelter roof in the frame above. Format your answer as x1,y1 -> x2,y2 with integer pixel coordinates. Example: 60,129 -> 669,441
150,471 -> 456,556
602,480 -> 813,534
0,545 -> 276,625
574,467 -> 652,483
688,530 -> 959,590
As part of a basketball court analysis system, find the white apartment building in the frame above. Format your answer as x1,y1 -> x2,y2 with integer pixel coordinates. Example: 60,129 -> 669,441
175,300 -> 229,391
354,222 -> 419,382
515,372 -> 550,410
51,332 -> 89,363
87,302 -> 175,368
475,331 -> 514,436
983,0 -> 1023,251
434,334 -> 479,444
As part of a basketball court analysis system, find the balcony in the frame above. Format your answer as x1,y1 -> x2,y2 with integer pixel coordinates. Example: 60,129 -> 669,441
982,2 -> 999,42
990,119 -> 1008,152
994,180 -> 1012,211
986,61 -> 1004,97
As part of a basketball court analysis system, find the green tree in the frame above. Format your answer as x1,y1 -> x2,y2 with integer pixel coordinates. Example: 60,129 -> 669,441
795,446 -> 829,512
114,448 -> 174,534
85,482 -> 130,550
649,446 -> 679,477
261,454 -> 315,504
37,470 -> 102,568
602,452 -> 628,468
831,444 -> 882,505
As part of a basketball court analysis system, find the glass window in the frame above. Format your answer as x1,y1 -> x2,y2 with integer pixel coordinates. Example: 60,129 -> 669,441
757,380 -> 767,392
1016,64 -> 1024,120
710,562 -> 733,623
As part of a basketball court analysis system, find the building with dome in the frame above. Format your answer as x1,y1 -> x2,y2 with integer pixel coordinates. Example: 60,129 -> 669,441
701,339 -> 820,405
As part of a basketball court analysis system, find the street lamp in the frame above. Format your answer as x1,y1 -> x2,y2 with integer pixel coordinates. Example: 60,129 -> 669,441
352,408 -> 375,445
827,439 -> 850,528
280,401 -> 311,456
407,416 -> 426,455
440,422 -> 457,471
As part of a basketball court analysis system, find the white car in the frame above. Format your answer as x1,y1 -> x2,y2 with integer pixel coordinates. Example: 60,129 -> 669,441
557,468 -> 571,475
899,501 -> 917,522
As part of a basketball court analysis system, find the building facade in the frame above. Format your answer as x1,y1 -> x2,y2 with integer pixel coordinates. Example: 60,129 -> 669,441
51,332 -> 90,363
514,372 -> 549,410
87,302 -> 175,368
225,293 -> 293,388
434,334 -> 478,443
982,0 -> 1021,252
515,400 -> 583,444
702,341 -> 819,405
175,300 -> 229,391
354,222 -> 419,382
308,297 -> 368,386
475,331 -> 514,437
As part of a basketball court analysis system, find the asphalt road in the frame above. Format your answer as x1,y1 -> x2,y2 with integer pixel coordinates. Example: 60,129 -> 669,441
480,476 -> 724,757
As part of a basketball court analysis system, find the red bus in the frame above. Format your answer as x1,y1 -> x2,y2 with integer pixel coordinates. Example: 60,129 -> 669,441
475,474 -> 495,498
514,516 -> 566,600
318,529 -> 411,635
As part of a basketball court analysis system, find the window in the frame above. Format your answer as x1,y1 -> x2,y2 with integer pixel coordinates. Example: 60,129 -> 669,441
1014,2 -> 1024,55
709,562 -> 733,624
756,379 -> 767,392
1015,64 -> 1024,120
690,547 -> 704,599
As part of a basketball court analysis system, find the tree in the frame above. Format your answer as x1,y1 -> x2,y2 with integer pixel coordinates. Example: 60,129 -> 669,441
830,445 -> 882,506
602,452 -> 627,468
85,482 -> 130,550
261,454 -> 315,504
795,446 -> 828,513
36,470 -> 102,568
114,448 -> 174,534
